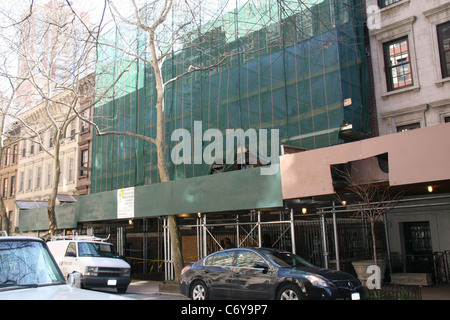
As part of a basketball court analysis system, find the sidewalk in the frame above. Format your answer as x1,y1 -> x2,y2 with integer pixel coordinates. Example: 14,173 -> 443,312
421,285 -> 450,300
128,279 -> 182,295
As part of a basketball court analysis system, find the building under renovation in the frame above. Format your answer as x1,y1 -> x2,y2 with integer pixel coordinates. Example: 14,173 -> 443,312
87,0 -> 372,279
91,0 -> 371,190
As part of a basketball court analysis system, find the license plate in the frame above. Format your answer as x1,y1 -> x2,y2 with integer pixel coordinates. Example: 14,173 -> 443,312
107,279 -> 117,286
351,292 -> 361,300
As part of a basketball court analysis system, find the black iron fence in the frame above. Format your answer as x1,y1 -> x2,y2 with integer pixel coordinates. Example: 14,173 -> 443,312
294,216 -> 386,275
434,251 -> 450,284
364,284 -> 422,300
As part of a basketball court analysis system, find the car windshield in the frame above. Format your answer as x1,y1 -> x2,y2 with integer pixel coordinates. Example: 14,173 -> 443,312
78,242 -> 119,258
0,240 -> 65,289
261,249 -> 315,268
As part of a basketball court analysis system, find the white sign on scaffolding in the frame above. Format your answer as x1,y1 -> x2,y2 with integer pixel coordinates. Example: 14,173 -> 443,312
117,187 -> 135,219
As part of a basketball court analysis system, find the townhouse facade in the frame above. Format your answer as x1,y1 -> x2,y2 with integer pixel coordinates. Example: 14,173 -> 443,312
0,135 -> 20,232
366,0 -> 450,134
15,96 -> 80,203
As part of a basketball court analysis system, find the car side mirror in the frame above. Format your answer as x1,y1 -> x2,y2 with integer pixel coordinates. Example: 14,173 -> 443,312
67,272 -> 82,288
254,262 -> 269,269
65,251 -> 76,257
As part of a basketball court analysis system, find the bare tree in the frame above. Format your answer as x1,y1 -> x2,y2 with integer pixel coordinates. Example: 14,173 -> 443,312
334,166 -> 403,266
0,1 -> 98,236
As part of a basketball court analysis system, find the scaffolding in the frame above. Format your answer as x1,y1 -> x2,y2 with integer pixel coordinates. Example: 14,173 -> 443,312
92,0 -> 370,193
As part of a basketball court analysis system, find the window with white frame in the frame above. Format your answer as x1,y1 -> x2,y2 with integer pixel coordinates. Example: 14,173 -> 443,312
18,172 -> 24,192
27,169 -> 33,191
35,167 -> 42,189
46,163 -> 52,187
68,157 -> 74,182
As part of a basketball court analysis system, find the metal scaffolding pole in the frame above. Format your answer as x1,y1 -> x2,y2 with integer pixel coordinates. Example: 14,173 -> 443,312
321,214 -> 329,269
163,217 -> 173,281
257,211 -> 262,248
202,215 -> 207,258
332,202 -> 340,271
290,209 -> 296,254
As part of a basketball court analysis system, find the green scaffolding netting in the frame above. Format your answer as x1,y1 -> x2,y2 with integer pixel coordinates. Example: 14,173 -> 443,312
91,0 -> 370,193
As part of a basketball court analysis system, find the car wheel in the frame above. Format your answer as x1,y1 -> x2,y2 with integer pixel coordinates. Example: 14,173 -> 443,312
190,281 -> 208,300
277,284 -> 304,300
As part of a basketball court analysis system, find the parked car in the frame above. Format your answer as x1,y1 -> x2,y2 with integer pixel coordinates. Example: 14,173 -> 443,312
179,247 -> 363,300
0,236 -> 132,300
47,236 -> 131,293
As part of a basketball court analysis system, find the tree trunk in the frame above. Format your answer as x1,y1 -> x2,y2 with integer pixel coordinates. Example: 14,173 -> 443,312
48,133 -> 61,237
370,217 -> 378,266
151,35 -> 184,281
0,198 -> 10,234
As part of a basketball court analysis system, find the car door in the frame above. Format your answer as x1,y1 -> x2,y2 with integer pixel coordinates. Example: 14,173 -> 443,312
59,242 -> 77,277
231,250 -> 274,300
202,251 -> 235,299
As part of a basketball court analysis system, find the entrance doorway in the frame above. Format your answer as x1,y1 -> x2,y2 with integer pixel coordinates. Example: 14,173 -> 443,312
403,221 -> 434,273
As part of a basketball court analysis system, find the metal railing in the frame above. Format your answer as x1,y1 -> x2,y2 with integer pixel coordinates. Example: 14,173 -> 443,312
434,251 -> 450,284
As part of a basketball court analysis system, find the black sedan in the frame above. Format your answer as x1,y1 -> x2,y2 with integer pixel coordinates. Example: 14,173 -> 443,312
179,247 -> 363,300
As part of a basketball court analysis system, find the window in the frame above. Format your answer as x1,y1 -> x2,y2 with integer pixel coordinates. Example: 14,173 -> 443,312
68,158 -> 74,182
65,242 -> 77,257
21,141 -> 26,158
397,122 -> 420,132
437,21 -> 450,79
80,109 -> 91,132
4,148 -> 10,166
46,163 -> 52,187
80,149 -> 89,176
3,178 -> 7,198
10,176 -> 15,197
38,133 -> 43,152
12,145 -> 18,164
18,172 -> 24,192
49,130 -> 53,148
378,0 -> 402,8
235,251 -> 265,268
384,37 -> 413,91
35,167 -> 42,189
27,169 -> 33,191
445,116 -> 450,123
204,251 -> 234,267
69,121 -> 76,140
